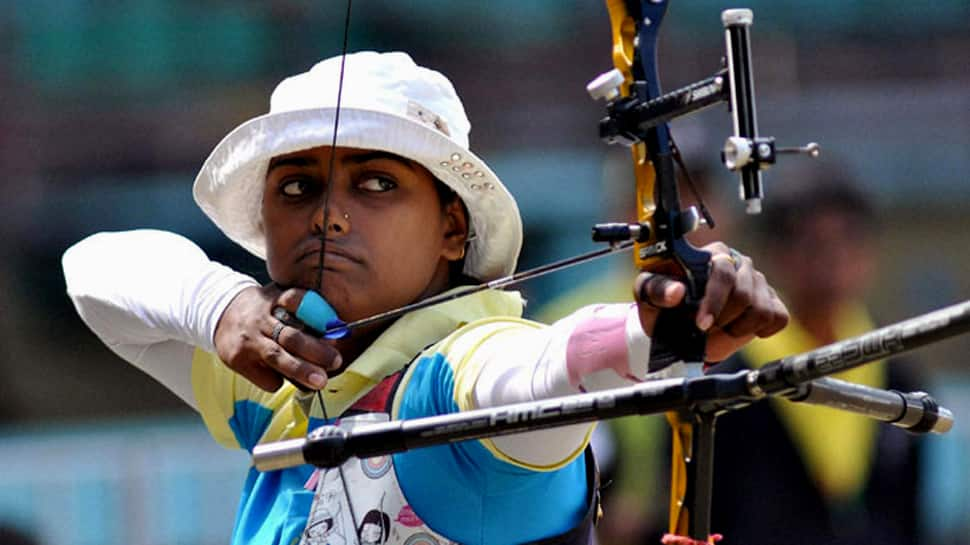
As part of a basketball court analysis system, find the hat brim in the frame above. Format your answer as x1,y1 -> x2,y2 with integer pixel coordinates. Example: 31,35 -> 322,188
193,107 -> 522,281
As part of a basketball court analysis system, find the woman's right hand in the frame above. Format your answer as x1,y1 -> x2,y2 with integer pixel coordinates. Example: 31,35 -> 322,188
213,284 -> 343,392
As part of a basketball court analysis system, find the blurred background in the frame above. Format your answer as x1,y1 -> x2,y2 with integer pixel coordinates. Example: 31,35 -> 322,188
0,1 -> 967,544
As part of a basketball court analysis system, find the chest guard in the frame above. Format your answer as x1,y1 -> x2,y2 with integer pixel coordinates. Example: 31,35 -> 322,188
300,374 -> 600,545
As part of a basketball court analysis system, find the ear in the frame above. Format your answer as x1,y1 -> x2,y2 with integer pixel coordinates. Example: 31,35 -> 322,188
440,198 -> 469,262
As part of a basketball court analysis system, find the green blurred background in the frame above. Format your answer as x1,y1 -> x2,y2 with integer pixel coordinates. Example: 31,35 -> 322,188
0,1 -> 967,544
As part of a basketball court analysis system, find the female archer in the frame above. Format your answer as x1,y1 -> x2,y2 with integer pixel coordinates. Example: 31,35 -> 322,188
62,52 -> 787,545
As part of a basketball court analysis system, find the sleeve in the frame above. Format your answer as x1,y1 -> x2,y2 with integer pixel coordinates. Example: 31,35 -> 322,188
455,304 -> 651,470
390,308 -> 650,543
62,229 -> 260,409
191,348 -> 305,451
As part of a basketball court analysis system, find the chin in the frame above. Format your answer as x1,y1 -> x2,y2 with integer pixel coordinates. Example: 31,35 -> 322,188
317,283 -> 358,318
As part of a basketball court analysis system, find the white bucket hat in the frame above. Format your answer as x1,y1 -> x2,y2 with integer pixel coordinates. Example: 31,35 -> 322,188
193,51 -> 522,281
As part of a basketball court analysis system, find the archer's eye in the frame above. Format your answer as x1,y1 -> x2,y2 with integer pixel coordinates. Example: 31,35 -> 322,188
358,176 -> 397,193
280,178 -> 312,197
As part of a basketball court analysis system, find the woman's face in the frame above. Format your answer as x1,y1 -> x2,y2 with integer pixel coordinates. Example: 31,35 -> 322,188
261,146 -> 468,323
774,209 -> 874,307
359,522 -> 383,543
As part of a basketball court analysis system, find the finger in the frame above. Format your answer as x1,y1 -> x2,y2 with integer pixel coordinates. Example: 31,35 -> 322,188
261,318 -> 343,372
756,293 -> 790,337
635,273 -> 686,337
696,251 -> 740,331
260,338 -> 329,390
272,306 -> 304,329
712,256 -> 756,328
717,269 -> 774,338
276,287 -> 310,315
233,360 -> 285,392
635,272 -> 686,309
704,329 -> 756,363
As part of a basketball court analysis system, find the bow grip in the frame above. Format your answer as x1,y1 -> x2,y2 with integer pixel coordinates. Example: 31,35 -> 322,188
649,240 -> 711,368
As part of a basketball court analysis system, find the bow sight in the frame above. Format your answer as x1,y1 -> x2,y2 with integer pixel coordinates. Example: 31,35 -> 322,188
588,8 -> 819,231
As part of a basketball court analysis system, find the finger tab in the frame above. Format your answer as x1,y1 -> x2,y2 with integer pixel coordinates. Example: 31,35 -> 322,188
296,291 -> 346,338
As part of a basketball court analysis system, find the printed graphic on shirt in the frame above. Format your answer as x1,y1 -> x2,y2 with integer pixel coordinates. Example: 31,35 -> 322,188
303,469 -> 355,545
360,456 -> 392,479
402,534 -> 441,545
300,413 -> 460,545
394,506 -> 424,528
357,508 -> 392,545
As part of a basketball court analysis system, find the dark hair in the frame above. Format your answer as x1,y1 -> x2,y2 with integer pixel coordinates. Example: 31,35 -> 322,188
759,162 -> 877,242
433,178 -> 478,286
357,510 -> 391,543
0,525 -> 40,545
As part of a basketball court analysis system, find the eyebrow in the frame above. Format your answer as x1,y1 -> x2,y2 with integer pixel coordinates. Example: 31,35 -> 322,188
345,151 -> 417,171
267,151 -> 416,175
267,156 -> 317,173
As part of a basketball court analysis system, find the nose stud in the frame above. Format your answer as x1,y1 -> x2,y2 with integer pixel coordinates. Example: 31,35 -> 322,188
326,212 -> 350,233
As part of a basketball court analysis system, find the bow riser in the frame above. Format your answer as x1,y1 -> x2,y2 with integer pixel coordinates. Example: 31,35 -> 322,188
597,2 -> 772,542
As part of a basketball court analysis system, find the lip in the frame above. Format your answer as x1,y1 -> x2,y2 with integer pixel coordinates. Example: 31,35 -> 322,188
298,243 -> 364,266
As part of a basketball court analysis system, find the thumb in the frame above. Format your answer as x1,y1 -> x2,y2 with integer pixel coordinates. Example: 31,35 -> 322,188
634,272 -> 686,336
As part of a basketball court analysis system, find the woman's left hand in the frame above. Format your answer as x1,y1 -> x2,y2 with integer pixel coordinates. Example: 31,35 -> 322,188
634,242 -> 789,363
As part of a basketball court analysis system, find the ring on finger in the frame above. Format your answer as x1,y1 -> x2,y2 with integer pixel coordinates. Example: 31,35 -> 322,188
710,253 -> 739,271
271,321 -> 286,344
272,306 -> 301,326
729,247 -> 746,269
711,248 -> 744,272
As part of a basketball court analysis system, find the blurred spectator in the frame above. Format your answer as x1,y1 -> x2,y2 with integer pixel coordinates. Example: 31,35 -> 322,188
0,524 -> 40,545
704,163 -> 922,545
540,158 -> 925,545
